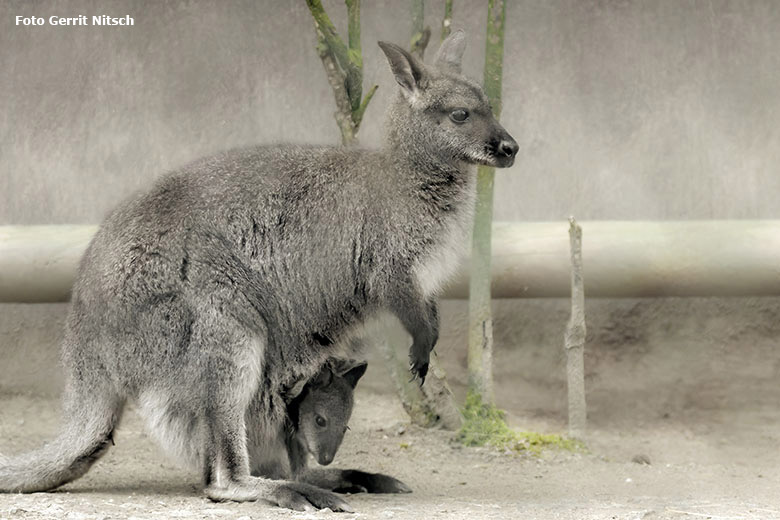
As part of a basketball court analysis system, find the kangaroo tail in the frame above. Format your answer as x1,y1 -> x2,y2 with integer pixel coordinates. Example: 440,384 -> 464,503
0,389 -> 123,493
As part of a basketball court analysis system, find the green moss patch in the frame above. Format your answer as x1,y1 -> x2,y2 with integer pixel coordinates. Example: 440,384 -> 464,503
456,391 -> 584,455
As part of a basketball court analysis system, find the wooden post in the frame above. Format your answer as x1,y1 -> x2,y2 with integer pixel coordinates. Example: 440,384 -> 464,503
565,217 -> 587,438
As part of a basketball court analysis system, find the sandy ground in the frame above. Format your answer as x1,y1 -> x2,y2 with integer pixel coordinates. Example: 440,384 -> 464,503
1,386 -> 779,520
4,296 -> 780,519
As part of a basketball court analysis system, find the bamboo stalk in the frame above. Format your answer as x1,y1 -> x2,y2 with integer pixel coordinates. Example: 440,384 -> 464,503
306,0 -> 377,143
441,0 -> 453,41
410,0 -> 431,58
467,167 -> 496,402
467,0 -> 507,404
314,30 -> 355,144
306,0 -> 351,73
344,0 -> 363,114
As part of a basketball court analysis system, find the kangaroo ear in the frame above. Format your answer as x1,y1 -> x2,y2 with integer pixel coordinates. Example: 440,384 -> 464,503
343,362 -> 368,389
378,41 -> 428,98
434,29 -> 466,73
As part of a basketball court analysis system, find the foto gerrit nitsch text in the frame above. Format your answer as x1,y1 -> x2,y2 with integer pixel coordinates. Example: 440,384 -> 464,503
16,15 -> 134,26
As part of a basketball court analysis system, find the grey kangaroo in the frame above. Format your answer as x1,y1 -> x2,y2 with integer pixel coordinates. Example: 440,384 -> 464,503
0,31 -> 517,512
265,360 -> 410,494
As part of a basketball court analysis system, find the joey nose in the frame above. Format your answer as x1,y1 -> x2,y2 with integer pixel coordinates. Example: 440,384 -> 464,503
319,452 -> 334,466
499,138 -> 519,159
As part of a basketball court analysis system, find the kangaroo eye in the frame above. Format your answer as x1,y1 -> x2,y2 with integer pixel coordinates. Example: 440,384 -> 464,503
315,415 -> 327,428
449,109 -> 469,123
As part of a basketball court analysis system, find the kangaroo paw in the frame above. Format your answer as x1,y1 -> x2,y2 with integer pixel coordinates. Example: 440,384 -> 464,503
270,482 -> 354,512
205,479 -> 353,512
409,357 -> 429,386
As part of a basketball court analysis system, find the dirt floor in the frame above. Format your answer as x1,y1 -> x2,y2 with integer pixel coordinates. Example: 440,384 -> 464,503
3,298 -> 780,519
1,386 -> 779,520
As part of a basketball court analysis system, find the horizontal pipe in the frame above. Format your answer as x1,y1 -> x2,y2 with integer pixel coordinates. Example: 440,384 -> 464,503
445,220 -> 780,298
1,221 -> 780,303
0,226 -> 98,303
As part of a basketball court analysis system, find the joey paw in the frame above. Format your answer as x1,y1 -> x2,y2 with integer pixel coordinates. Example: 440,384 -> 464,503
343,471 -> 412,494
363,474 -> 412,494
333,484 -> 369,494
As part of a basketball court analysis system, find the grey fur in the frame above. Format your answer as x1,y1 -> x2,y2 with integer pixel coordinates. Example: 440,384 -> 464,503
0,32 -> 516,512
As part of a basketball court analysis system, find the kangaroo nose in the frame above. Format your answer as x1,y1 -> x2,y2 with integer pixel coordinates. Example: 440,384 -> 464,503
499,138 -> 519,158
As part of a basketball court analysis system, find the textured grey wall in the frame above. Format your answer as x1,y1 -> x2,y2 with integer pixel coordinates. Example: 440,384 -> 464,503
2,1 -> 780,406
3,0 -> 780,224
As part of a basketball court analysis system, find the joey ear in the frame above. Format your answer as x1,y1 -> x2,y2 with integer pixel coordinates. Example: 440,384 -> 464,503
311,366 -> 334,388
343,362 -> 368,389
434,29 -> 466,73
378,41 -> 428,98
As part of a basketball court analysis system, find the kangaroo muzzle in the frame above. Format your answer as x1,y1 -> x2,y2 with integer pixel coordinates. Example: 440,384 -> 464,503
488,127 -> 519,168
317,451 -> 334,466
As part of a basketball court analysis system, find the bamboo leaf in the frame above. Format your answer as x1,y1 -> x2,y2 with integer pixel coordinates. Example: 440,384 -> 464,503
353,84 -> 378,130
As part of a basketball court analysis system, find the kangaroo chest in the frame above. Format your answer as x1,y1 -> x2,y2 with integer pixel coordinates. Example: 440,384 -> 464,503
411,179 -> 477,298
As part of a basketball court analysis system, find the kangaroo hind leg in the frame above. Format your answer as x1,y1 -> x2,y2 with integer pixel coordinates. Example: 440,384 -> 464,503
195,332 -> 352,512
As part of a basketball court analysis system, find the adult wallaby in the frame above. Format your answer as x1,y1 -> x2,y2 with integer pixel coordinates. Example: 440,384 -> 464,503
0,31 -> 517,512
257,360 -> 410,494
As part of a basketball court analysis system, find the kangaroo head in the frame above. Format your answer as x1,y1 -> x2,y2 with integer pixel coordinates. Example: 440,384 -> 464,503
379,30 -> 518,169
296,361 -> 367,466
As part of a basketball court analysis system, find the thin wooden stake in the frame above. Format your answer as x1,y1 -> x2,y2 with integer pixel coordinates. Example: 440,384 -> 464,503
565,217 -> 587,438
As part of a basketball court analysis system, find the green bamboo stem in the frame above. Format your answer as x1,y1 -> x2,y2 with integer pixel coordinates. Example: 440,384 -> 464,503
483,0 -> 506,119
314,30 -> 355,145
306,0 -> 377,143
410,0 -> 431,58
344,0 -> 363,114
353,84 -> 378,129
346,0 -> 361,56
441,0 -> 453,41
411,0 -> 424,45
305,0 -> 350,72
467,0 -> 507,405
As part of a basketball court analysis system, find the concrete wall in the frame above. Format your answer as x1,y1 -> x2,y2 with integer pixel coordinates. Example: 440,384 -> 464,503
2,1 -> 780,409
3,0 -> 780,224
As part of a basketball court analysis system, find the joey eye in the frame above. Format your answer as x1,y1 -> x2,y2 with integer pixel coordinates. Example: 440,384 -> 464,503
449,109 -> 469,123
315,415 -> 327,428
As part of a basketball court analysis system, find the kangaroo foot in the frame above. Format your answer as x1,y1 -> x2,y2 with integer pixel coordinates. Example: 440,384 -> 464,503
206,477 -> 353,512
